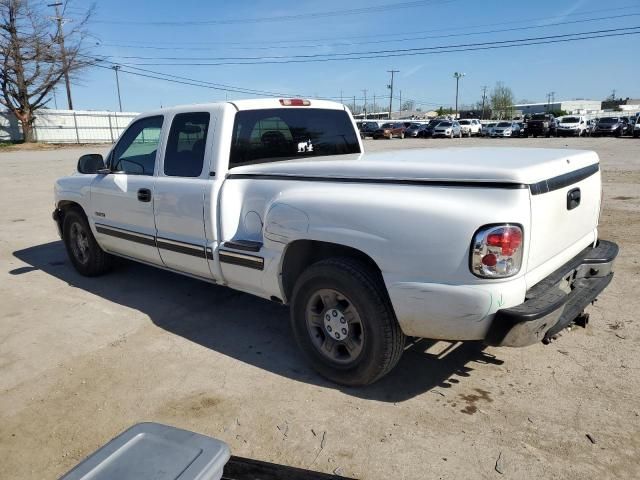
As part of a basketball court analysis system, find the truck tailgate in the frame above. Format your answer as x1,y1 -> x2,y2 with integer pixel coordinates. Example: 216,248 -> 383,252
526,163 -> 601,287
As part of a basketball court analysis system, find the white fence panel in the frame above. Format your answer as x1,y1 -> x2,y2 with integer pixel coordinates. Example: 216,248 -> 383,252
0,109 -> 139,143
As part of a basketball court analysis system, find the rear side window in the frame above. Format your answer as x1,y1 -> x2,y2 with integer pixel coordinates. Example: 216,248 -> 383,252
230,108 -> 360,166
164,112 -> 210,177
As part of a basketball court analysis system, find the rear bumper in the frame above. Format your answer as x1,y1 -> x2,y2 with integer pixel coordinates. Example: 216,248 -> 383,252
485,240 -> 618,347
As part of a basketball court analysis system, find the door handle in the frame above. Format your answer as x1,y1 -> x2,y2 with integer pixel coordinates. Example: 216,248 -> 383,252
137,188 -> 152,202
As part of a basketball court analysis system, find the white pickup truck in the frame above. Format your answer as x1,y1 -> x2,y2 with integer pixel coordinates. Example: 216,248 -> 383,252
53,98 -> 618,386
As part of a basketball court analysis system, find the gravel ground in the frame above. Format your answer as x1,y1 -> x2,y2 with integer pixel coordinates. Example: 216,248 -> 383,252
1,137 -> 639,479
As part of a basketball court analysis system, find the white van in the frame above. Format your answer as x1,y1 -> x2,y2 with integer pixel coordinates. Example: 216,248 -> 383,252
557,116 -> 588,137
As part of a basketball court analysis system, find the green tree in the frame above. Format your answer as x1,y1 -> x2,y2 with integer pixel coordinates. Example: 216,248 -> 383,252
490,82 -> 515,120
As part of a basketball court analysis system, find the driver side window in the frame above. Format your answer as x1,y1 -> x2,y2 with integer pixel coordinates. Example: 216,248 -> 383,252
111,116 -> 164,175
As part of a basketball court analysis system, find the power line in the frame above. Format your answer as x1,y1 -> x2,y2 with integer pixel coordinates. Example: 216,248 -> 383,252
95,12 -> 640,52
83,57 -> 383,103
96,26 -> 640,66
92,0 -> 448,26
92,4 -> 640,47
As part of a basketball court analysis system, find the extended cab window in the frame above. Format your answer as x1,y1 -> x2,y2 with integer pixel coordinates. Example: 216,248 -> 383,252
229,108 -> 360,166
164,112 -> 210,177
111,116 -> 163,175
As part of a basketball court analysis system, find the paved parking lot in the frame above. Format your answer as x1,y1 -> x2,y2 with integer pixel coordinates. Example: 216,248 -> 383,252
1,137 -> 639,479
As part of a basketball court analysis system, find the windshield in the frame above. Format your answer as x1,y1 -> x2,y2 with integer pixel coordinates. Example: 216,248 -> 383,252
230,108 -> 360,166
531,114 -> 548,120
438,122 -> 452,127
381,123 -> 393,128
562,117 -> 580,123
497,122 -> 511,127
599,117 -> 618,124
409,123 -> 421,128
458,120 -> 470,125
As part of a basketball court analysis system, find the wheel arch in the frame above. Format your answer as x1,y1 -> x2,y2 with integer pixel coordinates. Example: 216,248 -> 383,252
54,200 -> 88,238
280,239 -> 384,304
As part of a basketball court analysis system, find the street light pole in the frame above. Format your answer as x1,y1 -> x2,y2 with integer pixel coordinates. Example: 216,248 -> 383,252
112,65 -> 122,112
453,72 -> 465,118
387,69 -> 399,120
362,89 -> 367,119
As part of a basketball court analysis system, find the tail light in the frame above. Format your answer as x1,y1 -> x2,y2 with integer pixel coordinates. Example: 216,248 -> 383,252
471,224 -> 523,278
279,98 -> 310,106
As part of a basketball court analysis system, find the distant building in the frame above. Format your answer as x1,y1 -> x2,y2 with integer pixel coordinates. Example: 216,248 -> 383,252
514,100 -> 602,115
601,97 -> 640,110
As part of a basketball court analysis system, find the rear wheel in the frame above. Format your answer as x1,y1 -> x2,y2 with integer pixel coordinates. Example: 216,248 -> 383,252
63,209 -> 113,276
290,257 -> 405,386
400,132 -> 405,139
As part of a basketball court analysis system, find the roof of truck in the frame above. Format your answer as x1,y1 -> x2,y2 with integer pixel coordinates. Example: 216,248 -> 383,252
136,98 -> 347,118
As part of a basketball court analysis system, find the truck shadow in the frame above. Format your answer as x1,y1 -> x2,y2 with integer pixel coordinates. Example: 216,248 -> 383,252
12,241 -> 504,403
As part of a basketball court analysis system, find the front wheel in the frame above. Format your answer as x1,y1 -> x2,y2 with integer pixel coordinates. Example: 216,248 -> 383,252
400,132 -> 405,139
63,209 -> 113,276
290,258 -> 405,386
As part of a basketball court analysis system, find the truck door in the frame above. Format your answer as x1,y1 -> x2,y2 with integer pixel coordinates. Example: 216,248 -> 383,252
91,115 -> 164,265
153,111 -> 216,281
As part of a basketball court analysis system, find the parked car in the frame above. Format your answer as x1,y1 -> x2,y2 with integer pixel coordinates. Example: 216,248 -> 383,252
417,120 -> 442,138
491,121 -> 521,137
53,98 -> 618,386
458,119 -> 482,137
620,117 -> 634,136
482,122 -> 497,137
585,119 -> 597,136
592,117 -> 627,137
634,114 -> 640,138
405,123 -> 428,138
556,116 -> 589,137
373,122 -> 406,139
358,121 -> 381,138
527,113 -> 556,137
432,120 -> 462,138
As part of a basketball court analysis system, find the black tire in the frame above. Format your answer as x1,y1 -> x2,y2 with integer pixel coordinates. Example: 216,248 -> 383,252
62,208 -> 113,276
290,257 -> 405,386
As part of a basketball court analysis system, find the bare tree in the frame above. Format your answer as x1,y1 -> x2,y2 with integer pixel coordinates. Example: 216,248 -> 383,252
490,82 -> 515,120
0,0 -> 93,142
401,99 -> 415,112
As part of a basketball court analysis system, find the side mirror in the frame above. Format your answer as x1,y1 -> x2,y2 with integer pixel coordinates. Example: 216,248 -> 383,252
77,154 -> 106,174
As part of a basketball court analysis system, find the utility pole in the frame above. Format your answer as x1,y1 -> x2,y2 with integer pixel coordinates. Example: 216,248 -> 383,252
362,89 -> 368,119
353,95 -> 356,114
546,92 -> 551,112
48,2 -> 73,110
550,91 -> 556,110
453,72 -> 465,119
373,93 -> 376,117
112,65 -> 123,112
480,85 -> 488,120
399,90 -> 402,113
340,90 -> 343,105
387,69 -> 399,120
